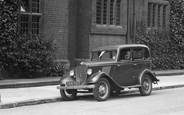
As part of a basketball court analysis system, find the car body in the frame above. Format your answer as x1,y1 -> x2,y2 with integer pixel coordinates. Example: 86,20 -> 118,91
57,44 -> 159,101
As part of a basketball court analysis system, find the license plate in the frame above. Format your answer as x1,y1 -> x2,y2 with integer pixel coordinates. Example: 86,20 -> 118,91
66,81 -> 80,86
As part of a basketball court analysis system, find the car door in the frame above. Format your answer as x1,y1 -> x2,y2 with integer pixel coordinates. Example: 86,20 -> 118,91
132,47 -> 150,85
113,48 -> 135,86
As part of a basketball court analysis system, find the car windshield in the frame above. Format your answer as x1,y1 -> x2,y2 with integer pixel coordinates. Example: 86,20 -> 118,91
91,50 -> 117,61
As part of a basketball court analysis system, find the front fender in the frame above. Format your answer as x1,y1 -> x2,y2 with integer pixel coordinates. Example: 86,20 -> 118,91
86,72 -> 112,84
138,69 -> 159,84
59,75 -> 74,85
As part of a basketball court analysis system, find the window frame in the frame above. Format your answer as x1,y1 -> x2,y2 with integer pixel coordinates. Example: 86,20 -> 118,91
96,0 -> 121,26
147,0 -> 169,29
18,0 -> 43,35
91,0 -> 127,35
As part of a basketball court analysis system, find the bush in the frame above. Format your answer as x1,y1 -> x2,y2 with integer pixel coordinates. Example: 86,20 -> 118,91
0,1 -> 57,78
136,27 -> 184,70
1,34 -> 56,78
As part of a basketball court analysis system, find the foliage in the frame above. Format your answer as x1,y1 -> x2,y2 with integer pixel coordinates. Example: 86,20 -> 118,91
0,0 -> 19,72
11,34 -> 56,78
0,0 -> 57,78
170,0 -> 184,50
135,0 -> 184,70
136,28 -> 184,70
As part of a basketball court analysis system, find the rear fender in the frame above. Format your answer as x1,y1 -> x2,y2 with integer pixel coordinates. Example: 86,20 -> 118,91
138,69 -> 159,84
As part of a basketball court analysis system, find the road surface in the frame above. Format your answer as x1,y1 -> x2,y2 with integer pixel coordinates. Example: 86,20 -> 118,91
1,87 -> 184,115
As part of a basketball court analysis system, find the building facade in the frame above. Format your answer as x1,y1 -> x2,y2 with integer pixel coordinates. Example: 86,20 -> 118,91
18,0 -> 170,68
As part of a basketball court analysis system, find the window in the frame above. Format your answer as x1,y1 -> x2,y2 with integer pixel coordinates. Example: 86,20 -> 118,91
163,5 -> 166,28
157,5 -> 161,27
152,4 -> 156,27
96,0 -> 121,26
92,50 -> 117,61
144,48 -> 150,60
119,49 -> 131,61
147,3 -> 151,27
133,49 -> 143,60
19,0 -> 42,35
147,2 -> 167,28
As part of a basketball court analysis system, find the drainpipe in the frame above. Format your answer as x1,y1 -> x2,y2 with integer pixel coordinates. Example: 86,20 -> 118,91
133,0 -> 136,43
126,0 -> 130,44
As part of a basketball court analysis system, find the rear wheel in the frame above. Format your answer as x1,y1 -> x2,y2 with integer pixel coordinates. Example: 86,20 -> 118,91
139,74 -> 152,96
93,78 -> 110,101
60,89 -> 77,101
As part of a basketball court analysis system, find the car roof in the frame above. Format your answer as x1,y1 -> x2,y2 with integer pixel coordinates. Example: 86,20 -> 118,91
92,44 -> 149,51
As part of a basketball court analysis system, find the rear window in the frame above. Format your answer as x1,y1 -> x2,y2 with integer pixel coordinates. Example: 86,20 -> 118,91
133,48 -> 144,60
133,48 -> 150,60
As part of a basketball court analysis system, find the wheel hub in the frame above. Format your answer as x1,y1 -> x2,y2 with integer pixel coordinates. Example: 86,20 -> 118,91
143,80 -> 149,91
98,84 -> 106,96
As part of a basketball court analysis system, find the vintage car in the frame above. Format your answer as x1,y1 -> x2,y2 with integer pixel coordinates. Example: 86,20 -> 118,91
57,44 -> 159,101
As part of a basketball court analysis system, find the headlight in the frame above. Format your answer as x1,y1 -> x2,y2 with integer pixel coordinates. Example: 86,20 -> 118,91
87,68 -> 92,75
69,70 -> 75,76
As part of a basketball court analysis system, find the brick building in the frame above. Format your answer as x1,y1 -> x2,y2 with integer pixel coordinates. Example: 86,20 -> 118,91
18,0 -> 170,68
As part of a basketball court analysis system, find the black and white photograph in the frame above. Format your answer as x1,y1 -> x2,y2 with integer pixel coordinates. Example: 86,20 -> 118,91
1,0 -> 184,114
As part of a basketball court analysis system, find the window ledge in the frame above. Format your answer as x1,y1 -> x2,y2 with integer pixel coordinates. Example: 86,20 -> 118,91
19,12 -> 42,16
96,24 -> 123,28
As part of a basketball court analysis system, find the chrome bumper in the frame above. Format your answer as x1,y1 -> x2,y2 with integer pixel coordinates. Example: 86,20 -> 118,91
57,85 -> 95,90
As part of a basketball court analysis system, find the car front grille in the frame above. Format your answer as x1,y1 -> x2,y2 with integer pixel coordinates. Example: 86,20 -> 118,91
75,66 -> 88,85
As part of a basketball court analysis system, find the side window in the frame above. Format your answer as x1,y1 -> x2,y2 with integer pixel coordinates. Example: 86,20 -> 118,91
133,48 -> 144,60
119,48 -> 131,61
144,48 -> 150,59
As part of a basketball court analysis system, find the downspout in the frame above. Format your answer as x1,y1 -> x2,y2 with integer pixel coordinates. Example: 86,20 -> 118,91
133,0 -> 136,43
126,0 -> 130,44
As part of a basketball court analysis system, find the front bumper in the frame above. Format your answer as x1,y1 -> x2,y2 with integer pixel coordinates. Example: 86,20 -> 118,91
57,85 -> 95,90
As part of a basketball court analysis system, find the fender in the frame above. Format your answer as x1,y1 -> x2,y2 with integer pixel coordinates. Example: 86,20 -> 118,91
59,75 -> 75,85
138,69 -> 159,84
86,72 -> 136,89
86,72 -> 114,84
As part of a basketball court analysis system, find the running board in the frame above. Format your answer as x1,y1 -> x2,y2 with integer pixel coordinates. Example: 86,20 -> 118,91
121,85 -> 141,89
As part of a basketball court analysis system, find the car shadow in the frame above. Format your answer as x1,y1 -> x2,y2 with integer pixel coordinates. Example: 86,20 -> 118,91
75,92 -> 140,101
74,91 -> 158,102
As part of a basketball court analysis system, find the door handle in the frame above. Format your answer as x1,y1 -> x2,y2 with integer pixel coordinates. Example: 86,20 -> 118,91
133,64 -> 137,66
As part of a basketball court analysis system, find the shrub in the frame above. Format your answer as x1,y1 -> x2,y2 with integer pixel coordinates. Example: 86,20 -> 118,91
0,1 -> 57,78
136,27 -> 184,70
2,34 -> 56,78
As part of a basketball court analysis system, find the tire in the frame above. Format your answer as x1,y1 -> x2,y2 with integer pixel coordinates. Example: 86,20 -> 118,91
60,89 -> 77,101
93,78 -> 110,101
139,74 -> 152,96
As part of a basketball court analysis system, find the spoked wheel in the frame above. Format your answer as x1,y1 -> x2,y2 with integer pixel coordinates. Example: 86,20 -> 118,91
60,89 -> 77,101
93,78 -> 110,101
139,74 -> 152,96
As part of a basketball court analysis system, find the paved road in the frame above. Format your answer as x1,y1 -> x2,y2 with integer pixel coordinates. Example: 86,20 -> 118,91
1,87 -> 184,115
1,74 -> 184,109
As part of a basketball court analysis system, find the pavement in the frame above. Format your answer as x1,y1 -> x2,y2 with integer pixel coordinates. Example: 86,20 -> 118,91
0,69 -> 184,109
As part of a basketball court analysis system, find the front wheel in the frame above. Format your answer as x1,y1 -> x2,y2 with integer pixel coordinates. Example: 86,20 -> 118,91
60,89 -> 77,101
93,78 -> 110,101
139,74 -> 152,96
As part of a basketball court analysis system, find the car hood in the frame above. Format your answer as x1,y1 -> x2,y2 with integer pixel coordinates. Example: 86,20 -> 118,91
80,61 -> 116,67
